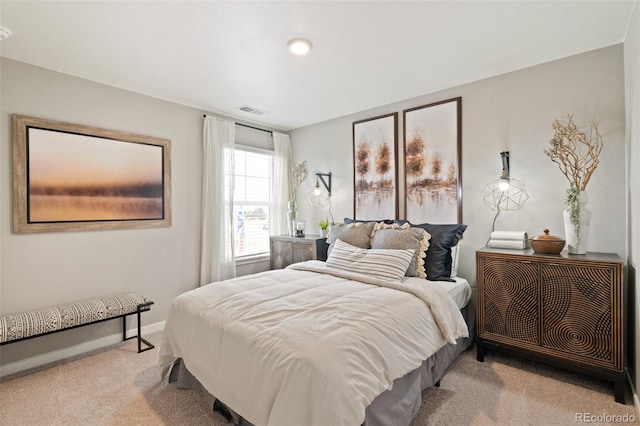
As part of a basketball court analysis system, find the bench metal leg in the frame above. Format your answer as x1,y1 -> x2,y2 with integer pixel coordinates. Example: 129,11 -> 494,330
122,304 -> 155,353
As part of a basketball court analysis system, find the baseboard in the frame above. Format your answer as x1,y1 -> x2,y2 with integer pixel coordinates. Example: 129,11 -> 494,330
625,368 -> 640,416
0,321 -> 165,379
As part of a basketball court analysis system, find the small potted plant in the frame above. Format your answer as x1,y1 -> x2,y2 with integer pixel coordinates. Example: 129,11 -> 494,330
318,219 -> 330,237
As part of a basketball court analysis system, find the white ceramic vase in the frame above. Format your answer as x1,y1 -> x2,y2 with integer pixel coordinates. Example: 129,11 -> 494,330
287,200 -> 298,237
563,191 -> 591,254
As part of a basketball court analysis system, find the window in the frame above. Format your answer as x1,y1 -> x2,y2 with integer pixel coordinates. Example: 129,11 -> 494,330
228,148 -> 272,258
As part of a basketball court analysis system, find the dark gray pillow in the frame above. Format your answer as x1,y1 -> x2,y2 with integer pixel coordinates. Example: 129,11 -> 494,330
402,222 -> 468,282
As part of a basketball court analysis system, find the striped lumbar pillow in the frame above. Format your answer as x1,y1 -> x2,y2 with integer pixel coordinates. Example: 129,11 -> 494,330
325,239 -> 414,283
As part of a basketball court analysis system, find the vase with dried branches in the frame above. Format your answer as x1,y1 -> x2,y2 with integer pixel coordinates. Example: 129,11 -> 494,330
288,161 -> 308,236
544,114 -> 602,254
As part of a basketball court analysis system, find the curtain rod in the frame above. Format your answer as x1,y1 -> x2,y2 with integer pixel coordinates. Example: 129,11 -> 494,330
202,114 -> 273,136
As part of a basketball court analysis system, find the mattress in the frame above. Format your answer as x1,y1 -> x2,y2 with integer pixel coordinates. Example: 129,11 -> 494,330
404,276 -> 472,309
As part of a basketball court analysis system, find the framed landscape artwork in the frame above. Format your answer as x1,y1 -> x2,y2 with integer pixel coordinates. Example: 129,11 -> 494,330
352,112 -> 398,220
12,115 -> 172,233
403,97 -> 462,224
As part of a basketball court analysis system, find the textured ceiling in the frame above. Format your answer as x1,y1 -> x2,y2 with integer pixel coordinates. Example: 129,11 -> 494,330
0,1 -> 635,130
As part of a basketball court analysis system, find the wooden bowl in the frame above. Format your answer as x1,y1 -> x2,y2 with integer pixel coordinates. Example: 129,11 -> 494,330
530,229 -> 565,254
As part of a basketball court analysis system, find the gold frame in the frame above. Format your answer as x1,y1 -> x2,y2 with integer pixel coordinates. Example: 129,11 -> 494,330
12,114 -> 171,233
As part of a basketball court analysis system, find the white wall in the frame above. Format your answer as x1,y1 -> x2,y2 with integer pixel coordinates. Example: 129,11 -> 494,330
625,0 -> 640,405
0,58 -> 202,364
0,58 -> 278,367
291,45 -> 626,287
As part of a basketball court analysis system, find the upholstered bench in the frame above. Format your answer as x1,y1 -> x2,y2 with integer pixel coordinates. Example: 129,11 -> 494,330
0,293 -> 154,353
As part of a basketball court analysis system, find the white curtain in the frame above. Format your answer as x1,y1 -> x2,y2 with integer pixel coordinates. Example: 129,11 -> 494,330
271,132 -> 292,236
200,116 -> 236,285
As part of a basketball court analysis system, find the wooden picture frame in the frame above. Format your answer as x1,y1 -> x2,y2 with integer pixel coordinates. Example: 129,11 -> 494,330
12,115 -> 171,233
352,112 -> 398,220
403,97 -> 462,224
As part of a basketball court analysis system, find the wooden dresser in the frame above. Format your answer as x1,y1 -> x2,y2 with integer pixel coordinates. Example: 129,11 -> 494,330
269,235 -> 329,270
476,247 -> 626,403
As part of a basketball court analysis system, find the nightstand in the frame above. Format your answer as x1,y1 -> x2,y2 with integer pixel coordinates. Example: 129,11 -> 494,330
269,235 -> 329,270
476,247 -> 626,403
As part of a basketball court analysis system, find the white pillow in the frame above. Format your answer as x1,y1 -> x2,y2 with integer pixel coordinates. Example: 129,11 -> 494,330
326,239 -> 414,283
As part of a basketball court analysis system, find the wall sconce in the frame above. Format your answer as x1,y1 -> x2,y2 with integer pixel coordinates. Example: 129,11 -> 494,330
481,151 -> 528,232
314,172 -> 332,196
497,151 -> 511,191
307,172 -> 334,224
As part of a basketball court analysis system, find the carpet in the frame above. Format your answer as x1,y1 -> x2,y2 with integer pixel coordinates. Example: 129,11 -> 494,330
0,331 -> 637,425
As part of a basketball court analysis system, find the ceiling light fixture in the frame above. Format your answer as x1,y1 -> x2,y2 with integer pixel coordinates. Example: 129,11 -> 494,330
0,26 -> 13,41
287,38 -> 312,55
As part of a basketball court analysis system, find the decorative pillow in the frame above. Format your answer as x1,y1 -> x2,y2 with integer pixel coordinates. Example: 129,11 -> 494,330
326,239 -> 414,283
344,217 -> 408,225
371,222 -> 430,278
404,222 -> 468,282
326,221 -> 376,256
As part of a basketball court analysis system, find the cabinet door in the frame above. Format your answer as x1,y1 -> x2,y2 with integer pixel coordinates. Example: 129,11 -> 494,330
541,263 -> 620,369
291,241 -> 315,264
270,239 -> 293,269
479,256 -> 539,345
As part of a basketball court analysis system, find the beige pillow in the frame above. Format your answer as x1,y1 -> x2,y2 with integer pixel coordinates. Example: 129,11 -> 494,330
326,222 -> 376,256
371,222 -> 430,278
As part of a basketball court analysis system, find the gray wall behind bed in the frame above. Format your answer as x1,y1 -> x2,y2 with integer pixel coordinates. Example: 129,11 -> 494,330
290,45 -> 626,284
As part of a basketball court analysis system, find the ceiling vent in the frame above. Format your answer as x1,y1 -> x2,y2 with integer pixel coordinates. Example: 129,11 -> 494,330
236,105 -> 268,115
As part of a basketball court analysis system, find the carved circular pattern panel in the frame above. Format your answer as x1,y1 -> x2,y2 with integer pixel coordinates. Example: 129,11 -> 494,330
482,259 -> 538,343
542,264 -> 612,361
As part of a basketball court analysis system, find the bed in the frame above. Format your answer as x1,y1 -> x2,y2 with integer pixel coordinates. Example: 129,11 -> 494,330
159,221 -> 473,426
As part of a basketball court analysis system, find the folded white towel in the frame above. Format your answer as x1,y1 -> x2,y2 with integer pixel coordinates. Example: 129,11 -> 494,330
488,239 -> 526,249
490,231 -> 528,241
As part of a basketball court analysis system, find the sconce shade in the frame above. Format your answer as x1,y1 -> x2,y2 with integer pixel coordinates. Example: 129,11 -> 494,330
482,178 -> 528,211
306,171 -> 335,223
307,172 -> 332,207
482,152 -> 528,211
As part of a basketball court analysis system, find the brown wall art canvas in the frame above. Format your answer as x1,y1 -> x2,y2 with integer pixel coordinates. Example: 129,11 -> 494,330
403,97 -> 462,224
13,115 -> 171,233
352,113 -> 398,220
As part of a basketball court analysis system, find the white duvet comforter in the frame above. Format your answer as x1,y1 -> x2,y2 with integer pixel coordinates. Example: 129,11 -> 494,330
158,261 -> 468,426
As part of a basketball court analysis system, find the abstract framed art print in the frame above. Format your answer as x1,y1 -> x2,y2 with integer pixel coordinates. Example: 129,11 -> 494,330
12,115 -> 171,233
403,97 -> 462,224
352,112 -> 398,220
